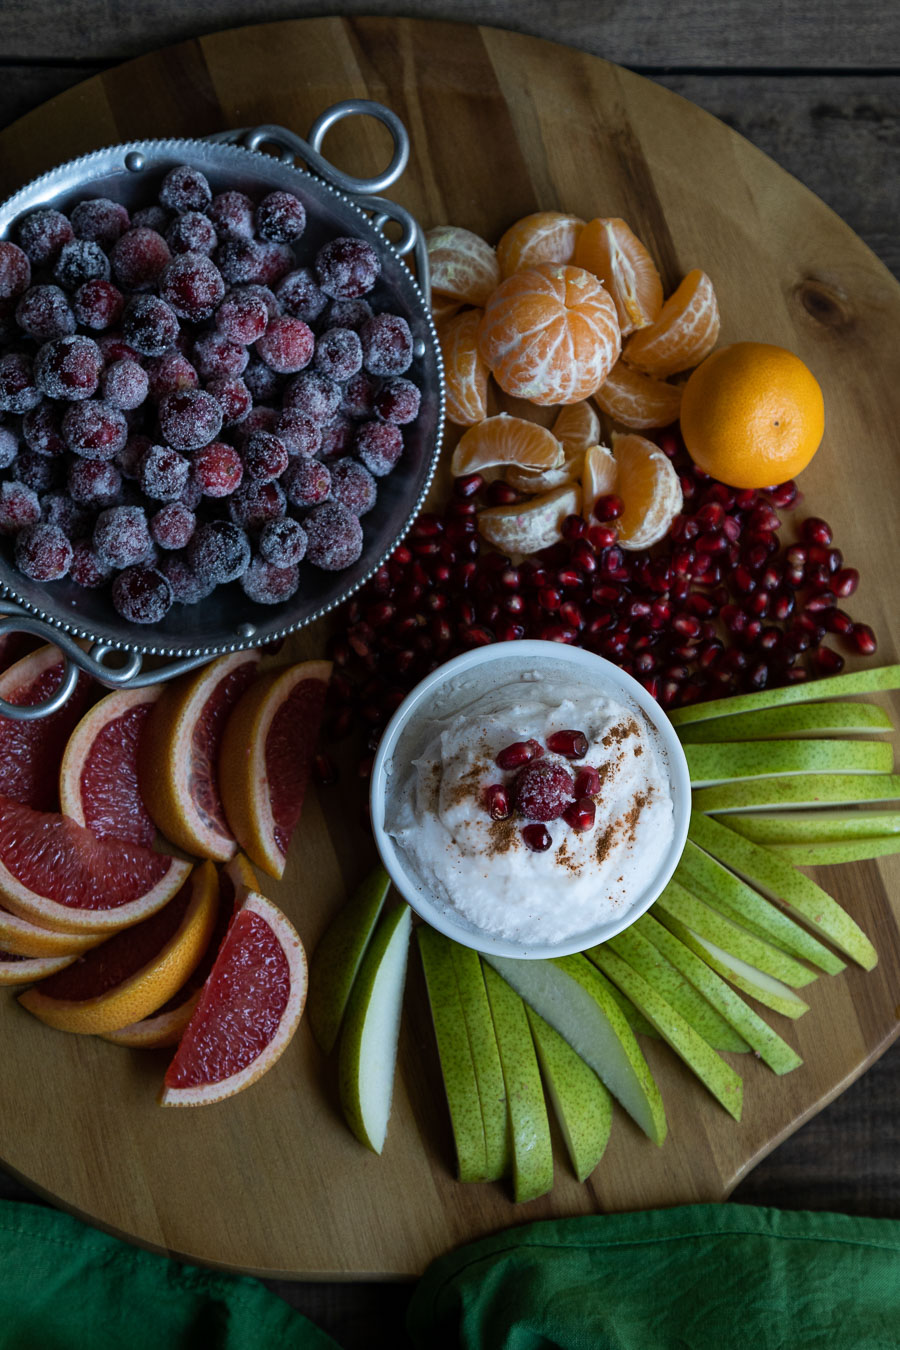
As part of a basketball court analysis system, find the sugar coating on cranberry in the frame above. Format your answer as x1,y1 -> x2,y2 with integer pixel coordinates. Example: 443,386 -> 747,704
255,242 -> 294,286
242,357 -> 282,403
35,335 -> 102,401
259,516 -> 307,567
319,415 -> 356,459
159,165 -> 212,214
209,191 -> 255,241
227,479 -> 286,530
140,443 -> 190,501
145,351 -> 198,401
275,408 -> 321,457
12,450 -> 60,493
166,211 -> 217,256
241,283 -> 279,318
16,210 -> 73,267
14,521 -> 73,580
179,473 -> 204,510
112,564 -> 173,623
193,330 -> 248,380
191,440 -> 243,497
327,297 -> 373,331
160,252 -> 225,322
315,237 -> 380,299
150,501 -> 196,550
283,456 -> 331,508
206,375 -> 252,425
360,312 -> 413,376
355,420 -> 402,476
53,239 -> 110,291
68,458 -> 121,504
159,389 -> 223,451
243,431 -> 288,482
131,205 -> 170,233
375,375 -> 421,424
0,352 -> 41,412
514,761 -> 575,822
96,334 -> 139,364
341,370 -> 379,419
215,239 -> 262,286
116,433 -> 150,480
41,491 -> 92,538
69,537 -> 114,587
305,501 -> 364,571
241,556 -> 300,604
275,267 -> 327,322
0,427 -> 17,469
255,191 -> 306,243
0,242 -> 31,299
94,505 -> 152,568
283,369 -> 341,423
255,316 -> 314,374
187,519 -> 251,583
111,228 -> 172,292
15,285 -> 75,341
235,405 -> 279,444
0,480 -> 40,534
215,289 -> 269,344
123,295 -> 179,356
102,358 -> 149,410
158,554 -> 214,603
314,327 -> 363,382
70,198 -> 130,249
329,458 -> 377,516
72,279 -> 124,331
63,400 -> 128,460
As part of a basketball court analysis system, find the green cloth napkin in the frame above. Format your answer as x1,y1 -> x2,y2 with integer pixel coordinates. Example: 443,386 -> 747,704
408,1203 -> 900,1349
0,1199 -> 339,1350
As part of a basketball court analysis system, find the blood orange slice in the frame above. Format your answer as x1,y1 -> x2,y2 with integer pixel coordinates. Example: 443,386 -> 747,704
18,861 -> 217,1034
0,645 -> 93,810
60,686 -> 160,846
103,855 -> 258,1049
0,950 -> 77,985
0,796 -> 191,934
160,889 -> 307,1107
219,660 -> 331,879
138,650 -> 261,861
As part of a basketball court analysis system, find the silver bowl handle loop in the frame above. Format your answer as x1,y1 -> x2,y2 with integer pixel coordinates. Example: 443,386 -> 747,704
0,608 -> 81,720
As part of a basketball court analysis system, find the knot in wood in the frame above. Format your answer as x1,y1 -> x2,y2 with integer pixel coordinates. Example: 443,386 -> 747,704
794,277 -> 855,332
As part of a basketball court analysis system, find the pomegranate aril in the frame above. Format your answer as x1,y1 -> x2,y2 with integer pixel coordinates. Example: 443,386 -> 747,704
486,481 -> 520,507
561,513 -> 586,540
767,480 -> 798,509
454,472 -> 483,498
496,739 -> 543,770
801,517 -> 833,547
485,784 -> 510,820
574,766 -> 603,797
695,502 -> 724,529
847,623 -> 877,655
521,823 -> 552,852
538,587 -> 561,611
563,797 -> 596,832
546,729 -> 588,759
744,662 -> 769,691
588,524 -> 617,550
773,590 -> 795,621
804,591 -> 836,613
747,504 -> 781,533
749,591 -> 770,617
559,601 -> 583,630
673,614 -> 701,639
833,568 -> 859,598
594,493 -> 623,521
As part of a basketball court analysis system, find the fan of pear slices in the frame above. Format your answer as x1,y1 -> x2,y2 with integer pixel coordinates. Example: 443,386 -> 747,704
308,663 -> 900,1203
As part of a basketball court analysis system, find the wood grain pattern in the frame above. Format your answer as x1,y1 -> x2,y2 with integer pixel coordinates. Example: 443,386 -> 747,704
0,17 -> 898,1279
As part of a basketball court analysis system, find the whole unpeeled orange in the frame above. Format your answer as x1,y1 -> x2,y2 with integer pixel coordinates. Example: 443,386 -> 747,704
680,341 -> 824,488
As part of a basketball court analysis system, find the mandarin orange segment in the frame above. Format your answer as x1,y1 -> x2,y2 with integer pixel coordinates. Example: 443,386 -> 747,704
496,212 -> 586,278
477,263 -> 620,407
612,432 -> 683,549
450,413 -> 564,477
623,268 -> 720,377
594,359 -> 683,429
426,226 -> 501,307
477,484 -> 582,554
438,309 -> 490,427
574,218 -> 663,335
580,445 -> 618,520
552,400 -> 601,453
505,449 -> 583,495
431,293 -> 462,326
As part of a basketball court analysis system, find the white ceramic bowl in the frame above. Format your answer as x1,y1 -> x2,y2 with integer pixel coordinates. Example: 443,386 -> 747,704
369,640 -> 690,959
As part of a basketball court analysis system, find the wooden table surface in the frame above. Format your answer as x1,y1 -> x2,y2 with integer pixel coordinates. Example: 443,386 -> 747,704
0,2 -> 897,1345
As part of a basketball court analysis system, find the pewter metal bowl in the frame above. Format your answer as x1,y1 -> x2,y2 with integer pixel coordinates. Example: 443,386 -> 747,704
0,101 -> 444,715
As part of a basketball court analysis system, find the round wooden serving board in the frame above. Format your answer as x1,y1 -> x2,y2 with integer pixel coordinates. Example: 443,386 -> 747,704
0,17 -> 898,1280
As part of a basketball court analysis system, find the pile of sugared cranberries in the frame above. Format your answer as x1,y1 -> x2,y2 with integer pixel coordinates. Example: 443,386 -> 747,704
0,165 -> 421,623
325,427 -> 879,779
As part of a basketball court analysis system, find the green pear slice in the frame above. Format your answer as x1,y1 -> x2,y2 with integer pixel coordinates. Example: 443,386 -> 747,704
526,1008 -> 613,1183
605,980 -> 660,1039
482,964 -> 553,1203
770,837 -> 900,866
484,952 -> 667,1146
587,944 -> 743,1119
688,812 -> 878,969
675,840 -> 845,974
692,773 -> 900,815
600,927 -> 749,1052
685,739 -> 892,787
669,662 -> 900,727
653,880 -> 817,987
653,909 -> 810,1019
417,926 -> 488,1182
676,701 -> 892,744
338,904 -> 412,1154
307,865 -> 390,1054
450,942 -> 510,1180
727,809 -> 900,844
633,915 -> 802,1075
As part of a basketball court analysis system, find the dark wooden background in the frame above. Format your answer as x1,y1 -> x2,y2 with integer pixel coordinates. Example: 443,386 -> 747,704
0,2 -> 897,1344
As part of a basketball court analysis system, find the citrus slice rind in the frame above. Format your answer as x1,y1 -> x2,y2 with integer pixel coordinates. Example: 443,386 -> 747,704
160,890 -> 308,1107
0,951 -> 78,986
595,359 -> 683,429
0,901 -> 103,957
59,685 -> 160,846
477,483 -> 582,554
17,861 -> 218,1035
612,432 -> 684,549
581,445 -> 618,520
450,413 -> 564,478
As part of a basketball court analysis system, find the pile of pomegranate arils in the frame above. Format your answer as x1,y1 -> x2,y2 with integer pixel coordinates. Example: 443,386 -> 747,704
0,163 -> 421,623
326,428 -> 878,778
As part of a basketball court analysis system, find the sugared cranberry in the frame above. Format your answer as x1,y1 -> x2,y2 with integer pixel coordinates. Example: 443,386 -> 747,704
191,440 -> 243,497
241,557 -> 300,604
157,554 -> 212,604
256,191 -> 306,242
282,457 -> 331,508
160,252 -> 225,322
187,520 -> 250,584
215,289 -> 269,344
242,431 -> 289,483
159,389 -> 223,452
215,238 -> 263,285
328,297 -> 374,330
305,501 -> 364,570
63,400 -> 128,460
259,517 -> 307,567
112,564 -> 172,623
356,420 -> 402,477
315,327 -> 363,381
227,479 -> 286,530
283,369 -> 342,423
159,165 -> 212,213
15,284 -> 75,340
166,211 -> 217,256
93,505 -> 152,567
145,351 -> 198,400
209,190 -> 255,240
0,481 -> 40,534
139,443 -> 190,501
71,197 -> 129,248
315,237 -> 381,299
16,209 -> 73,266
274,408 -> 320,458
102,358 -> 148,410
14,522 -> 72,580
69,538 -> 113,588
275,267 -> 328,322
53,239 -> 110,290
521,823 -> 552,852
360,312 -> 413,376
329,458 -> 377,516
68,458 -> 121,504
149,501 -> 195,550
255,316 -> 314,374
0,352 -> 41,412
122,294 -> 179,355
206,375 -> 252,426
34,335 -> 102,401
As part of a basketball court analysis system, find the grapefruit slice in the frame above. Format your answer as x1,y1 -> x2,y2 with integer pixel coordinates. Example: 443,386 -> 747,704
0,795 -> 191,934
103,854 -> 258,1049
160,889 -> 307,1107
60,685 -> 160,846
0,902 -> 102,958
18,861 -> 218,1035
138,651 -> 261,861
0,949 -> 78,985
219,660 -> 332,879
0,645 -> 93,810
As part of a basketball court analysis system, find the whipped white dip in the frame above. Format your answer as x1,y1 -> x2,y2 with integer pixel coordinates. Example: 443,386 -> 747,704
385,669 -> 675,946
